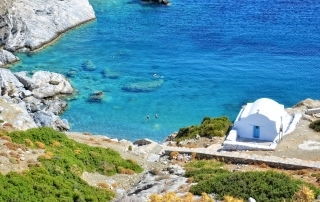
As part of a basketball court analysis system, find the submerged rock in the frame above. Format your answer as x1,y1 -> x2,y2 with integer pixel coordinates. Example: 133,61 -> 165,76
121,79 -> 164,92
102,68 -> 120,79
82,60 -> 96,71
87,91 -> 104,102
141,0 -> 170,5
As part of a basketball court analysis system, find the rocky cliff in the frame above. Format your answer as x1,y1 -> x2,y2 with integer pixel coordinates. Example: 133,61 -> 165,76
0,68 -> 74,131
0,0 -> 96,66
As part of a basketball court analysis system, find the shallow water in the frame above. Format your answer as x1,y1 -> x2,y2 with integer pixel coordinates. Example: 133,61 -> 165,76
11,0 -> 320,141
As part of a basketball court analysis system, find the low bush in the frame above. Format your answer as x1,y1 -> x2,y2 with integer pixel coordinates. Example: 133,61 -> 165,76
0,127 -> 143,201
175,116 -> 231,141
185,160 -> 320,202
309,120 -> 320,132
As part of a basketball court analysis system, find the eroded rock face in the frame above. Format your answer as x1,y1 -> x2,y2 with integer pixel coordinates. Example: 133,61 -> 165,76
0,68 -> 74,131
0,50 -> 19,66
0,0 -> 96,66
32,71 -> 74,99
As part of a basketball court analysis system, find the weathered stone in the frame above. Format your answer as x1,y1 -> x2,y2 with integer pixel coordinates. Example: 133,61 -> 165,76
0,0 -> 96,54
294,98 -> 320,109
0,50 -> 19,67
19,90 -> 32,99
33,110 -> 69,131
133,139 -> 152,146
167,164 -> 185,176
23,96 -> 42,113
0,68 -> 24,96
32,71 -> 74,99
42,99 -> 67,115
14,71 -> 35,90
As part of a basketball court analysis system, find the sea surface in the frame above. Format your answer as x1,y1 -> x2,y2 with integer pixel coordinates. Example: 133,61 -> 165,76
11,0 -> 320,142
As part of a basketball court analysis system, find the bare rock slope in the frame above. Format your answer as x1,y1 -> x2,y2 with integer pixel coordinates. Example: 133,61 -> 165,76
0,0 -> 96,66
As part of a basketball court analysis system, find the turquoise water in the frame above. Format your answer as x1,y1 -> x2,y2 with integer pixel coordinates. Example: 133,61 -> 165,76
11,0 -> 320,142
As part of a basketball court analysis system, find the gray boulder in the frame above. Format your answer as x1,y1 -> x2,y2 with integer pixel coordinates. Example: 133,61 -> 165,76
32,71 -> 74,99
14,71 -> 35,90
0,68 -> 25,97
0,0 -> 96,52
167,164 -> 185,176
23,96 -> 43,113
33,111 -> 70,131
0,50 -> 19,67
42,99 -> 68,115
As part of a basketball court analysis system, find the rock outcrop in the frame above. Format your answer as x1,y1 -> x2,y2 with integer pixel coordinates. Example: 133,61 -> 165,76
0,68 -> 73,131
141,0 -> 170,5
121,79 -> 164,92
0,0 -> 96,66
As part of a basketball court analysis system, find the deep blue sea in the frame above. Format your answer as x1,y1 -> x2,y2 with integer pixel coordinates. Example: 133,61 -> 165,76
11,0 -> 320,142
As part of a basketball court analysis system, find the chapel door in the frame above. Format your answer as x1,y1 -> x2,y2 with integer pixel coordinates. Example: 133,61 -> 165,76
253,126 -> 260,138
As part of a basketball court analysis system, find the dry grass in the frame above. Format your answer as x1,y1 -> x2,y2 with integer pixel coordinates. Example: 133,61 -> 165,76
70,164 -> 81,176
292,185 -> 314,202
4,142 -> 20,150
97,182 -> 111,190
74,149 -> 82,154
111,182 -> 118,189
24,139 -> 34,147
3,123 -> 13,128
51,141 -> 61,147
170,151 -> 180,160
191,152 -> 197,161
186,177 -> 194,183
0,135 -> 12,142
223,195 -> 244,202
9,151 -> 20,159
27,159 -> 38,166
0,151 -> 8,157
39,151 -> 54,160
294,169 -> 311,176
118,167 -> 135,175
259,163 -> 269,168
35,141 -> 45,149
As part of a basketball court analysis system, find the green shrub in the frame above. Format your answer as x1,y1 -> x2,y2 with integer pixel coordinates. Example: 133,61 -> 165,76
175,116 -> 231,141
184,160 -> 320,202
309,120 -> 320,132
0,127 -> 143,201
189,170 -> 319,202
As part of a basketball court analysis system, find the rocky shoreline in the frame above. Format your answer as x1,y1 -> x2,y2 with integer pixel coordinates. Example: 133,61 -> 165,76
0,68 -> 74,131
0,0 -> 96,67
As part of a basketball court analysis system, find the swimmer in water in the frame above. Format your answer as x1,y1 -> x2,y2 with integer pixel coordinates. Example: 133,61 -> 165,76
155,114 -> 158,118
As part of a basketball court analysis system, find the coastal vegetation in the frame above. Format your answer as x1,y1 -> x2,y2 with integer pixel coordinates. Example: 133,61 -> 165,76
309,120 -> 320,132
0,127 -> 143,201
184,160 -> 320,202
174,116 -> 232,141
